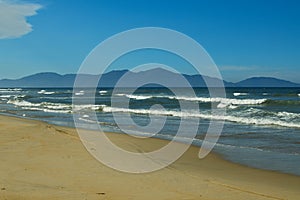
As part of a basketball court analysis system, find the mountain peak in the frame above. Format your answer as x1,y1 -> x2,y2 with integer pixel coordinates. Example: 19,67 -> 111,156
20,72 -> 62,80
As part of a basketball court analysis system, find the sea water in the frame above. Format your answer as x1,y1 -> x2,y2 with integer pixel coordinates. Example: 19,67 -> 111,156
0,87 -> 300,175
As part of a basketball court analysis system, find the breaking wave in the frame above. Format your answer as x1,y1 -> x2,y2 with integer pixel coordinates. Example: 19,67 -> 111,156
116,93 -> 153,100
233,92 -> 248,96
7,99 -> 71,113
37,90 -> 55,95
99,90 -> 108,95
115,93 -> 267,105
100,106 -> 300,129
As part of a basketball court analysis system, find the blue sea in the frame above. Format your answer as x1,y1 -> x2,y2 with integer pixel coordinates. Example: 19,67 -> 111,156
0,87 -> 300,175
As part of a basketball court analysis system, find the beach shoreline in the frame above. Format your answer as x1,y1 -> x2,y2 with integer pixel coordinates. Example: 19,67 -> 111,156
0,114 -> 300,200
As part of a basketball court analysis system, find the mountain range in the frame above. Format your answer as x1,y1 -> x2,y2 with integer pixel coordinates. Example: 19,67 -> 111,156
0,68 -> 299,88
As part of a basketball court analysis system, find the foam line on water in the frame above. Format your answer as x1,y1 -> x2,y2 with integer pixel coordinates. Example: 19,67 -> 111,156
101,106 -> 300,128
233,92 -> 248,96
115,93 -> 267,105
37,90 -> 55,95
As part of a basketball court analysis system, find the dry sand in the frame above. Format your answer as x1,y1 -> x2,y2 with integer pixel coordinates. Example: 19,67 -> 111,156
0,115 -> 299,200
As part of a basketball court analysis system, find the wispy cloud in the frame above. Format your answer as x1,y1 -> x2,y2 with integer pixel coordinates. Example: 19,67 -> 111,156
0,0 -> 42,39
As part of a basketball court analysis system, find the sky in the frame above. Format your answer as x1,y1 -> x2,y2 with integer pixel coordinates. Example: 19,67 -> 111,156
0,0 -> 299,83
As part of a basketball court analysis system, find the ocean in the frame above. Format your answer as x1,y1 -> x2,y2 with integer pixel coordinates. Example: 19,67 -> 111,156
0,87 -> 300,175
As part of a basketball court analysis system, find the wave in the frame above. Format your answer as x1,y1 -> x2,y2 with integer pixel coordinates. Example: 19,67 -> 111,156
37,90 -> 55,95
200,97 -> 265,105
7,99 -> 105,112
0,95 -> 13,98
116,93 -> 300,107
116,94 -> 153,100
75,91 -> 85,96
73,104 -> 104,111
40,102 -> 71,110
233,92 -> 248,96
0,88 -> 22,93
115,93 -> 267,105
168,96 -> 267,105
7,99 -> 72,113
277,111 -> 300,119
264,99 -> 300,106
217,103 -> 238,109
21,106 -> 70,113
7,99 -> 107,114
0,94 -> 26,102
100,106 -> 300,129
37,90 -> 46,94
99,90 -> 108,95
5,97 -> 300,129
78,117 -> 97,124
7,99 -> 39,107
0,88 -> 22,91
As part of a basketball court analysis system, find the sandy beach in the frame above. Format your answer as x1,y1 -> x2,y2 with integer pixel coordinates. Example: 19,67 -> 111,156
0,115 -> 299,200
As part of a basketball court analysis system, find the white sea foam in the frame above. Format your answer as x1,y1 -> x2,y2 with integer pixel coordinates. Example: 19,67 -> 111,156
115,93 -> 267,105
0,94 -> 26,99
21,106 -> 70,113
228,104 -> 238,109
233,92 -> 248,96
0,88 -> 22,91
217,103 -> 238,109
37,90 -> 46,94
174,96 -> 267,105
101,106 -> 300,128
7,99 -> 72,113
298,94 -> 300,97
40,102 -> 71,110
170,96 -> 267,106
78,117 -> 97,124
217,103 -> 226,108
0,88 -> 22,93
43,109 -> 70,113
0,95 -> 12,98
73,104 -> 105,111
37,90 -> 55,95
99,90 -> 107,95
75,90 -> 85,96
277,111 -> 300,119
116,94 -> 152,100
8,99 -> 40,107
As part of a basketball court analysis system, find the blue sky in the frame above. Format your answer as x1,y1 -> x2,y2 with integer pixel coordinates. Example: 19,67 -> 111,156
0,0 -> 299,83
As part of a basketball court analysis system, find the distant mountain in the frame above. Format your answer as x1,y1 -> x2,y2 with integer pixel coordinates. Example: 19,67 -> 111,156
0,68 -> 299,88
236,77 -> 300,87
0,72 -> 78,88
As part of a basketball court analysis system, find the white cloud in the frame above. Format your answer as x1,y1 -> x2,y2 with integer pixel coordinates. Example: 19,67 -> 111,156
0,0 -> 42,39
